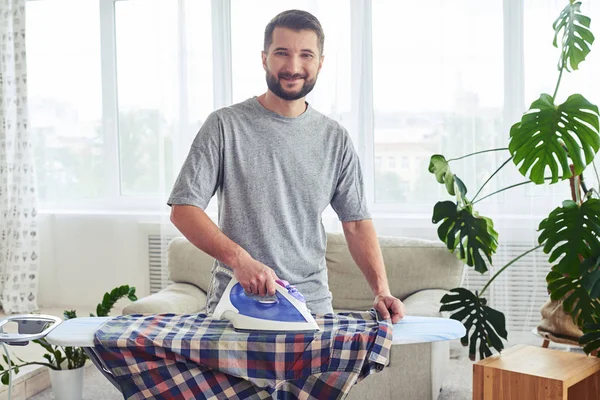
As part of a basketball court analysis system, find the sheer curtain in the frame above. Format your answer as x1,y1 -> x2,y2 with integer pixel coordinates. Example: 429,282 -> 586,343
0,0 -> 40,313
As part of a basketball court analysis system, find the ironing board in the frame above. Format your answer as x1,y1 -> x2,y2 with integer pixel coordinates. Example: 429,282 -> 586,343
44,315 -> 466,347
0,314 -> 464,395
44,314 -> 465,394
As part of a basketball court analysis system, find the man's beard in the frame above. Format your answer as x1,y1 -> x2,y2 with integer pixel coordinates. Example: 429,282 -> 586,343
265,71 -> 318,101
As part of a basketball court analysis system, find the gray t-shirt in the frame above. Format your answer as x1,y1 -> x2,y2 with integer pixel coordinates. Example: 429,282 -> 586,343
168,97 -> 370,314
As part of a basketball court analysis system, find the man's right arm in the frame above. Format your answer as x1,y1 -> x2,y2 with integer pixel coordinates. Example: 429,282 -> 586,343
170,204 -> 277,296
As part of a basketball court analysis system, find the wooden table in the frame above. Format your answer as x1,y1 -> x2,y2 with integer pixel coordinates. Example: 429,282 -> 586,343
473,344 -> 600,400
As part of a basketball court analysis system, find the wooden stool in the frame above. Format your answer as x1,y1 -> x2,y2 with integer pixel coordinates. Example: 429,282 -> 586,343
473,344 -> 600,399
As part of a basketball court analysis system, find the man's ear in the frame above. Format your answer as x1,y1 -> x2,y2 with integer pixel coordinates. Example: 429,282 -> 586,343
318,54 -> 325,73
261,51 -> 267,72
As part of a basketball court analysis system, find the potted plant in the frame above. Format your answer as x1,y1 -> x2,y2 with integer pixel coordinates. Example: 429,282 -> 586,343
0,285 -> 137,400
427,0 -> 600,360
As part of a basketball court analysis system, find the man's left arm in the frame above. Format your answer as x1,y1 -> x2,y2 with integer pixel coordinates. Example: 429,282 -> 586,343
341,219 -> 405,323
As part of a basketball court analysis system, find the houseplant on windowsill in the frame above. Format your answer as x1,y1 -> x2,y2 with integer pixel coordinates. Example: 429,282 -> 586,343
0,285 -> 137,400
428,0 -> 600,360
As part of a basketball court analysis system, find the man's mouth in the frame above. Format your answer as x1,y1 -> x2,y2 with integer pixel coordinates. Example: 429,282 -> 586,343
280,76 -> 305,82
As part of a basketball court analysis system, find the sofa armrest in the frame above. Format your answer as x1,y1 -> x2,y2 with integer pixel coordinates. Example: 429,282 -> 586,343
122,283 -> 207,315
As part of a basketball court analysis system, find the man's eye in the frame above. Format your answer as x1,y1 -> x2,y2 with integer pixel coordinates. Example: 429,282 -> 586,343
275,52 -> 287,56
302,54 -> 314,58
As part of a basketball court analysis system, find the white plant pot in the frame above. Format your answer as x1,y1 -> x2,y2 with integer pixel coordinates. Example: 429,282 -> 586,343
49,365 -> 85,400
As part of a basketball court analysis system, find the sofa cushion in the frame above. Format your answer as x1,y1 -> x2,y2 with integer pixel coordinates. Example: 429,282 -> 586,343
326,232 -> 464,311
402,289 -> 449,318
167,237 -> 215,292
122,283 -> 207,314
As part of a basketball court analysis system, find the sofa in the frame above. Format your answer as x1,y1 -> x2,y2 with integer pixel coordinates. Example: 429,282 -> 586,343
123,232 -> 464,400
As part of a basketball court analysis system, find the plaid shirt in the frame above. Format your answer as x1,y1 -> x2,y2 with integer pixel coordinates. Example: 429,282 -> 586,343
93,310 -> 392,400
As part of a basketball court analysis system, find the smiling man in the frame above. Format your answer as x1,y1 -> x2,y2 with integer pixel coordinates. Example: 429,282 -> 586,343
168,9 -> 405,323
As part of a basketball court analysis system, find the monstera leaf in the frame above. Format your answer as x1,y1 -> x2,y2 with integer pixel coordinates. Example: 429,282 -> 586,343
508,94 -> 600,184
432,201 -> 498,274
440,288 -> 507,360
581,255 -> 600,299
428,155 -> 467,201
546,267 -> 599,328
580,321 -> 600,355
553,1 -> 595,71
538,199 -> 600,276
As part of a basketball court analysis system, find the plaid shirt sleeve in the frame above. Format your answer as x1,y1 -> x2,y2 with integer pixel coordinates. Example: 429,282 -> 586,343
93,310 -> 392,400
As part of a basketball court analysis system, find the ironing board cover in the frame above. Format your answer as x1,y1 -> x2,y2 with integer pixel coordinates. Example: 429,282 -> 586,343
93,310 -> 391,400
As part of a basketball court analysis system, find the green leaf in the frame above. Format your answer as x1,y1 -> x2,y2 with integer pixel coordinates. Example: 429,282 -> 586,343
581,256 -> 600,298
538,199 -> 600,276
128,287 -> 138,302
454,176 -> 467,200
1,372 -> 8,386
546,267 -> 599,328
509,94 -> 600,184
581,322 -> 600,354
429,155 -> 456,195
432,201 -> 498,273
64,310 -> 77,320
42,354 -> 55,367
33,339 -> 55,354
95,285 -> 137,317
553,1 -> 595,71
440,288 -> 507,360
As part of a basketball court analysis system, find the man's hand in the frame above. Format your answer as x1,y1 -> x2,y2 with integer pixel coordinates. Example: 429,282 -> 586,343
233,257 -> 279,297
374,293 -> 405,324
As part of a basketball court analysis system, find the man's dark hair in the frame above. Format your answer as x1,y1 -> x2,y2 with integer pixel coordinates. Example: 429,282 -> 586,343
264,10 -> 325,55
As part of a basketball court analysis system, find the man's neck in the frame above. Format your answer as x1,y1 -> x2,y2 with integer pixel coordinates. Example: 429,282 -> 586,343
257,92 -> 307,118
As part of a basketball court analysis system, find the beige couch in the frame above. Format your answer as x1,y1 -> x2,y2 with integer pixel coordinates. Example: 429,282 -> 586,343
124,232 -> 464,400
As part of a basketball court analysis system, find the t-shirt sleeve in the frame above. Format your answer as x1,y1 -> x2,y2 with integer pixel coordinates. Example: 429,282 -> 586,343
330,134 -> 371,221
167,112 -> 223,209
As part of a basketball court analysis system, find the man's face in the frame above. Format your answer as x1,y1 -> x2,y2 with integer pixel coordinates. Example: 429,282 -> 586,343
262,27 -> 324,101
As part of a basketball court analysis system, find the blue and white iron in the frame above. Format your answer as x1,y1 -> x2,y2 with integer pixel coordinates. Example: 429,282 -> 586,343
213,277 -> 320,333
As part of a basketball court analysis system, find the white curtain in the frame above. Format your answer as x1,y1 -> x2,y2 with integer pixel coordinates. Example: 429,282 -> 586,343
0,0 -> 40,313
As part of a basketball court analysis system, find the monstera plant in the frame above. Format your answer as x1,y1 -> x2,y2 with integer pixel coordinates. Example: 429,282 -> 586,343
429,0 -> 600,360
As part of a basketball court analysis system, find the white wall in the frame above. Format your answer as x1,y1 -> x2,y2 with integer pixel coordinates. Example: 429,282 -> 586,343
37,213 -> 159,309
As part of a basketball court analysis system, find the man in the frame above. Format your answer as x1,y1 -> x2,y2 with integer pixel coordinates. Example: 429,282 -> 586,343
168,9 -> 405,323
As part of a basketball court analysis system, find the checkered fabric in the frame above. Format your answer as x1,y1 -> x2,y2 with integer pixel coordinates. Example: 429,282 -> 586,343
93,310 -> 392,400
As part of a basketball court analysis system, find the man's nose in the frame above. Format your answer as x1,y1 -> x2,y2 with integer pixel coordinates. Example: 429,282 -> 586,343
285,55 -> 303,75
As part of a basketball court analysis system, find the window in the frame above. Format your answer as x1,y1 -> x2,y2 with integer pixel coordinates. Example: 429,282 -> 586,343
27,0 -> 213,210
114,0 -> 213,197
521,0 -> 600,215
26,0 -> 596,215
27,0 -> 104,204
372,0 -> 504,206
387,157 -> 396,169
401,156 -> 409,170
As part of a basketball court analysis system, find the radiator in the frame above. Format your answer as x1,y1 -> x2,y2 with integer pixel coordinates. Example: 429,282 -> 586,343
462,242 -> 550,332
148,234 -> 175,294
